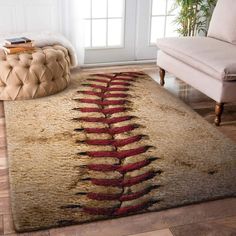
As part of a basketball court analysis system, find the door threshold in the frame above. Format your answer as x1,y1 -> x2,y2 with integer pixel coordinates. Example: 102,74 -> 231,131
81,60 -> 156,68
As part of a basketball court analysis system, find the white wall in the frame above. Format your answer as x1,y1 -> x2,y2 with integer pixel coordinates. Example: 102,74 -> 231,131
0,0 -> 64,35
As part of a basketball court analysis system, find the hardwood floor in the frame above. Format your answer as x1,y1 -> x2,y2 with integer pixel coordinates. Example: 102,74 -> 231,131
0,64 -> 235,236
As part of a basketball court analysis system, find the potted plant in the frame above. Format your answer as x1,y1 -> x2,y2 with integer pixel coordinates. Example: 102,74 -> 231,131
172,0 -> 217,36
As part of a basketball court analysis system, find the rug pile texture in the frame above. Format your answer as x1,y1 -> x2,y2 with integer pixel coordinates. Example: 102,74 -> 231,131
4,72 -> 236,232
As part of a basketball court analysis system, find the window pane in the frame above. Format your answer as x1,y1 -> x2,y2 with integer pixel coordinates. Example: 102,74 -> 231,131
151,16 -> 165,43
167,0 -> 179,15
152,0 -> 167,15
108,19 -> 123,46
92,19 -> 107,47
92,0 -> 107,18
108,0 -> 124,17
85,20 -> 91,47
84,0 -> 91,18
165,16 -> 178,37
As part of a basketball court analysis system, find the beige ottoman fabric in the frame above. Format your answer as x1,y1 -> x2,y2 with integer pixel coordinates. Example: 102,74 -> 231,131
0,45 -> 71,100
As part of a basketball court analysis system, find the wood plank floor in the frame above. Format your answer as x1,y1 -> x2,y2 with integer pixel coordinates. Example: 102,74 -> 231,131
0,64 -> 235,236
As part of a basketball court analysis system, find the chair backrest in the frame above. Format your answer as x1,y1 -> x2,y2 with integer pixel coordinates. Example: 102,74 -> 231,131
208,0 -> 236,44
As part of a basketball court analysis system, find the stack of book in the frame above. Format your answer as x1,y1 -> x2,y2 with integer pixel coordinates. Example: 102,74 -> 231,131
1,37 -> 35,55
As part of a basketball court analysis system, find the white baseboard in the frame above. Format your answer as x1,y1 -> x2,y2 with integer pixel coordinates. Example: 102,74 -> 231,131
80,60 -> 156,68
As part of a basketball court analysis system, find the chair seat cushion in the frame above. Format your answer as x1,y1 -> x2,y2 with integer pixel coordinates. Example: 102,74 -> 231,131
156,37 -> 236,81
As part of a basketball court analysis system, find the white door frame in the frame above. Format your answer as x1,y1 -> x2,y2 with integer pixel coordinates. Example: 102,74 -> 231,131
135,0 -> 157,60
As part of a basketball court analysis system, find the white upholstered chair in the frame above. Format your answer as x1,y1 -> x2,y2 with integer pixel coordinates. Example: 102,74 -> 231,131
156,0 -> 236,126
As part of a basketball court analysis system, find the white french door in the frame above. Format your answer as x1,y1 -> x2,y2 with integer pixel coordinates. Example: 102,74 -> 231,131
83,0 -> 178,64
136,0 -> 178,60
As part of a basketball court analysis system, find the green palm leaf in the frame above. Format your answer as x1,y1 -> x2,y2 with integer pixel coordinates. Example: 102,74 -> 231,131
172,0 -> 217,36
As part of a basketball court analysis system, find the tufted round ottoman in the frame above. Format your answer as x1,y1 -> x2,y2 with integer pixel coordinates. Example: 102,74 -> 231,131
0,45 -> 71,100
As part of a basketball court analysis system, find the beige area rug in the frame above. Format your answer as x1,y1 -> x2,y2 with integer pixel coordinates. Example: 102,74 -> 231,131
4,72 -> 236,232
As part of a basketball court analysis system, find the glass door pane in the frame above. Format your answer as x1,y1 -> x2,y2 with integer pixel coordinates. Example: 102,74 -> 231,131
152,0 -> 166,15
108,19 -> 123,46
150,16 -> 165,43
92,0 -> 107,18
108,0 -> 124,17
150,0 -> 179,44
84,0 -> 125,49
92,19 -> 107,47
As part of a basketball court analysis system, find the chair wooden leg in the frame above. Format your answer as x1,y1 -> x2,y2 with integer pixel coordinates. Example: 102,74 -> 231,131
159,68 -> 165,86
214,102 -> 224,126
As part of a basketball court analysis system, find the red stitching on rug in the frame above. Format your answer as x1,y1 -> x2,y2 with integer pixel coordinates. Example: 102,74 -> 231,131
86,192 -> 121,201
86,187 -> 154,201
112,77 -> 134,81
83,83 -> 108,90
90,171 -> 155,187
91,74 -> 135,81
117,159 -> 152,173
78,98 -> 126,106
77,116 -> 133,124
84,146 -> 150,158
119,188 -> 152,201
103,93 -> 129,98
87,164 -> 118,172
113,135 -> 143,147
70,72 -> 161,217
83,135 -> 142,147
87,78 -> 133,85
83,84 -> 129,92
110,81 -> 131,86
78,91 -> 103,97
80,124 -> 138,135
114,201 -> 151,216
79,91 -> 129,98
78,107 -> 126,114
107,87 -> 130,92
87,159 -> 153,173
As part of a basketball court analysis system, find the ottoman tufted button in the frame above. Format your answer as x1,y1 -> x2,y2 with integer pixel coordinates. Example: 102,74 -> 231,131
0,81 -> 6,87
18,81 -> 23,86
